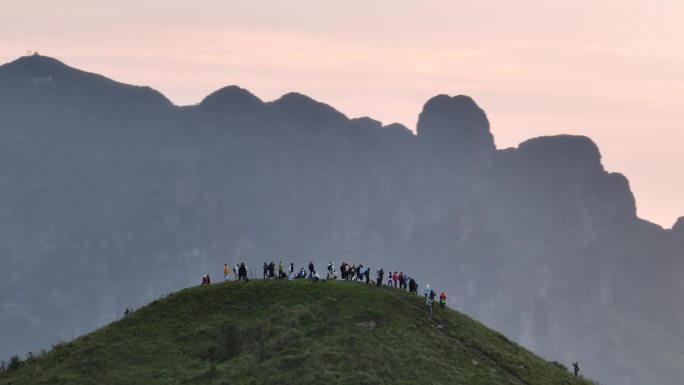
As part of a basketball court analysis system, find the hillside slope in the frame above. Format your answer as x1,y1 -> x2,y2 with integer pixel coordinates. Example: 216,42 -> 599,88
0,280 -> 592,385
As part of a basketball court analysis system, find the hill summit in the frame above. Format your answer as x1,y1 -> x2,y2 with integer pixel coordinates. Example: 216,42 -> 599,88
0,280 -> 591,385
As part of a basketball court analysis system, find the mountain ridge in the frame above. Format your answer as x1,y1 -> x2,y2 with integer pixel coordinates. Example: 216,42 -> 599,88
0,55 -> 682,385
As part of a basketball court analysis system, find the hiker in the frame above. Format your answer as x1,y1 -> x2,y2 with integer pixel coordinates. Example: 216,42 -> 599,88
572,362 -> 579,376
263,262 -> 268,279
424,284 -> 430,302
398,272 -> 405,289
327,262 -> 335,279
376,268 -> 384,286
269,262 -> 275,278
224,264 -> 229,281
357,265 -> 365,282
238,263 -> 247,281
124,308 -> 130,317
340,263 -> 347,280
233,264 -> 239,280
349,265 -> 356,281
312,271 -> 320,282
308,261 -> 315,277
408,278 -> 415,293
364,267 -> 370,284
290,262 -> 294,274
278,261 -> 284,278
439,292 -> 446,308
387,272 -> 393,286
201,275 -> 208,285
298,267 -> 307,279
392,271 -> 398,288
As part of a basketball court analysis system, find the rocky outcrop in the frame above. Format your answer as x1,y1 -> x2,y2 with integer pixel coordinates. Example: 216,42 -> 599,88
417,94 -> 495,174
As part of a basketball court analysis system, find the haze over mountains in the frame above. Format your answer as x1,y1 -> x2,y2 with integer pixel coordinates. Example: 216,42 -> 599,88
1,54 -> 682,385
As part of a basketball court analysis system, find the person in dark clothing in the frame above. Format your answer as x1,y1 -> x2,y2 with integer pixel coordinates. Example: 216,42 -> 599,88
376,268 -> 384,287
263,262 -> 268,279
364,267 -> 370,284
290,262 -> 294,274
269,262 -> 275,278
238,263 -> 247,280
399,272 -> 405,289
308,261 -> 315,278
572,362 -> 579,376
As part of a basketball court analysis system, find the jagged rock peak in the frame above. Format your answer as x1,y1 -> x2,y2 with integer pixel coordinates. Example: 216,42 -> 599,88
516,135 -> 604,175
269,92 -> 348,123
417,94 -> 493,144
416,94 -> 495,171
672,217 -> 684,233
383,123 -> 413,136
199,85 -> 263,112
0,53 -> 70,76
0,54 -> 173,107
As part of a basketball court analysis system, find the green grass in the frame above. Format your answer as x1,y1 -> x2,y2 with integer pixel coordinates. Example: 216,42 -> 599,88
1,280 -> 594,385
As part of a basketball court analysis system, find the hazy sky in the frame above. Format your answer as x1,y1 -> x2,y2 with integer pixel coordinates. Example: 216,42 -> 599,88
2,0 -> 682,227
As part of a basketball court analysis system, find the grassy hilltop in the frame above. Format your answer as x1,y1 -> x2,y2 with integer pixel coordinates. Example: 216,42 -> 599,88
1,279 -> 594,385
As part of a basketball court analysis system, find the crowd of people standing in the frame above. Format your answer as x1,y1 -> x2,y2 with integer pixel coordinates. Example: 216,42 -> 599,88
205,259 -> 446,311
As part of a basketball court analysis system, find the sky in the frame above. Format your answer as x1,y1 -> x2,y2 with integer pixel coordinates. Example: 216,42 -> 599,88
1,0 -> 682,227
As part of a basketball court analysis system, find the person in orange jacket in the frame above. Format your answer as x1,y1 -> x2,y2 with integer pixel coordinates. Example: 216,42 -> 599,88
439,291 -> 446,308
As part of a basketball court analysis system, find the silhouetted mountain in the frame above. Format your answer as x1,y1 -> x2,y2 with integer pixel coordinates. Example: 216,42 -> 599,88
198,85 -> 264,113
0,55 -> 682,385
417,94 -> 495,175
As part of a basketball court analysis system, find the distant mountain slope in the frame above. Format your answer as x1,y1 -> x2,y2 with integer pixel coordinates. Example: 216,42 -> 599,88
0,280 -> 593,385
0,55 -> 682,385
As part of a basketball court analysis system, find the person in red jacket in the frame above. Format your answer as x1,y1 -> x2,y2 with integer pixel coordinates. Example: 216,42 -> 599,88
439,292 -> 446,308
392,271 -> 398,288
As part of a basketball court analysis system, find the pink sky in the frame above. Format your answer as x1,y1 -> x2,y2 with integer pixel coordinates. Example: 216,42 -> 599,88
2,0 -> 682,227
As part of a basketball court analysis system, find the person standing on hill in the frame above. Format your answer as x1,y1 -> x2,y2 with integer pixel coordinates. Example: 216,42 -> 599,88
392,271 -> 398,288
278,261 -> 284,278
424,284 -> 430,302
398,272 -> 404,289
308,261 -> 315,278
572,362 -> 579,376
233,264 -> 239,280
224,264 -> 229,281
327,262 -> 334,279
238,263 -> 247,280
364,267 -> 370,284
263,262 -> 268,279
376,268 -> 384,286
290,262 -> 294,274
